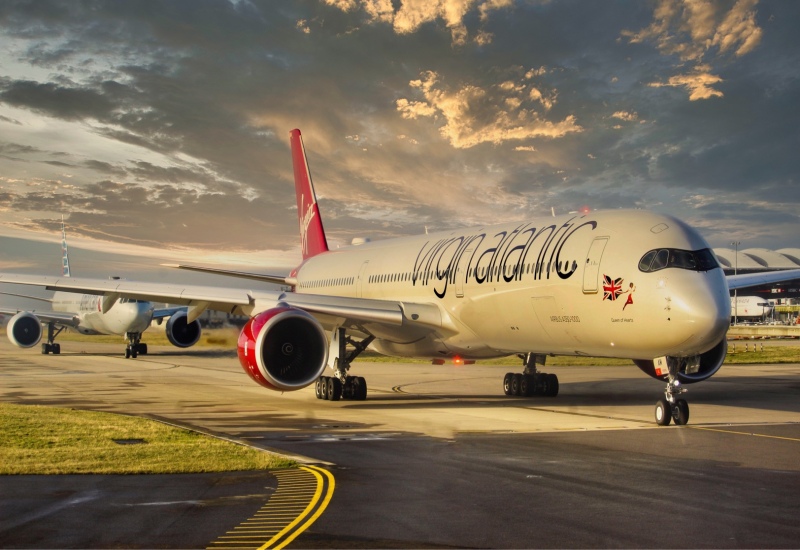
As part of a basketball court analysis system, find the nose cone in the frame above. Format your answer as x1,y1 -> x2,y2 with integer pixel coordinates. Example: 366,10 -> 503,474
121,302 -> 154,333
670,271 -> 730,355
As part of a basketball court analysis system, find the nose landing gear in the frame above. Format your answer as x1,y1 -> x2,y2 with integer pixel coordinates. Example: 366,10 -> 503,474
124,332 -> 147,359
655,359 -> 690,426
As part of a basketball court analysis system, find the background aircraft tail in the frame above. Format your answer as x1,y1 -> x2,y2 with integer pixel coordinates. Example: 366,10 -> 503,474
290,129 -> 329,260
61,216 -> 71,277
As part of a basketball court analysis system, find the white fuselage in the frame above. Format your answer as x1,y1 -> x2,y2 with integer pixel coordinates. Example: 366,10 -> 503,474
52,292 -> 154,336
292,210 -> 731,361
730,296 -> 773,320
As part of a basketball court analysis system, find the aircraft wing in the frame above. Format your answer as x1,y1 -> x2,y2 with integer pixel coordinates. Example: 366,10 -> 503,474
0,306 -> 81,328
727,269 -> 800,291
0,273 -> 442,334
152,306 -> 190,321
0,291 -> 52,303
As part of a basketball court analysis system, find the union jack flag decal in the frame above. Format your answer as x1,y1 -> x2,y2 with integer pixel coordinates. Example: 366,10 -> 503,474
602,274 -> 624,301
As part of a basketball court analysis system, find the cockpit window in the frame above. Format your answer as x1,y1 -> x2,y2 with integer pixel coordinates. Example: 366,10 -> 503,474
638,248 -> 719,273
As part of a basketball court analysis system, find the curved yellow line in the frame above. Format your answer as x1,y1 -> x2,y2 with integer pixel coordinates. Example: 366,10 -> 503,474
273,465 -> 335,550
258,466 -> 323,550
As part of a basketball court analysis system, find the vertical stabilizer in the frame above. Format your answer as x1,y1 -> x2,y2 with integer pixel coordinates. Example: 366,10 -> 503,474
290,129 -> 329,260
61,215 -> 71,277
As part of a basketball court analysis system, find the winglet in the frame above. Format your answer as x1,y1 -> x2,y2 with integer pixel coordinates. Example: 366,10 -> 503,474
290,129 -> 329,260
61,215 -> 71,277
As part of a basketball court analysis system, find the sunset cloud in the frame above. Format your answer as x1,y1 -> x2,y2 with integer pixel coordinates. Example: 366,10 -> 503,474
397,70 -> 582,148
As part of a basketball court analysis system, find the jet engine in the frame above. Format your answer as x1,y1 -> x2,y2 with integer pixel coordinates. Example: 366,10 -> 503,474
165,311 -> 202,348
634,338 -> 727,384
6,312 -> 43,348
237,307 -> 328,392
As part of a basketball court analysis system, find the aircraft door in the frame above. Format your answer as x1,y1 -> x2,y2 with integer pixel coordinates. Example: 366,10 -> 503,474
357,261 -> 369,298
455,248 -> 473,298
582,237 -> 609,293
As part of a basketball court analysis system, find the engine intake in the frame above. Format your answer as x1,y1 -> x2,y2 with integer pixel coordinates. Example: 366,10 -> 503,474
634,338 -> 727,384
6,312 -> 43,348
237,307 -> 328,391
165,311 -> 202,348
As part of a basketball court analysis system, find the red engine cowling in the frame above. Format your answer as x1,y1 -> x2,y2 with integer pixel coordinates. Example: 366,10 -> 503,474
634,338 -> 727,384
165,311 -> 202,348
6,312 -> 43,348
237,307 -> 329,391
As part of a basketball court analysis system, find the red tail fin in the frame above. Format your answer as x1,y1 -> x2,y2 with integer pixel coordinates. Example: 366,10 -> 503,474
290,129 -> 329,260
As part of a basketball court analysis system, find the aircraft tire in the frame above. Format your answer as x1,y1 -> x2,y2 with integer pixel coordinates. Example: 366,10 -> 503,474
315,377 -> 323,399
673,399 -> 690,425
353,376 -> 367,400
138,343 -> 148,355
503,373 -> 513,395
655,398 -> 671,426
53,344 -> 61,355
327,377 -> 342,401
519,374 -> 531,397
41,343 -> 50,355
319,376 -> 329,400
511,373 -> 522,396
545,374 -> 559,397
125,348 -> 131,359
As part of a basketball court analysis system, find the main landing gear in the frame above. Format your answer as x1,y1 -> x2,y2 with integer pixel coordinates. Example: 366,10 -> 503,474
654,357 -> 689,426
503,353 -> 559,397
315,328 -> 373,401
41,322 -> 64,355
124,332 -> 148,359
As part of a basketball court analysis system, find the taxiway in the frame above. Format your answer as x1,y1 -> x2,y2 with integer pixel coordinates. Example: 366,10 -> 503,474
1,338 -> 799,548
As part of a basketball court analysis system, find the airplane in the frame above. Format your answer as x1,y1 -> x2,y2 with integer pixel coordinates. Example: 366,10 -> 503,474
730,295 -> 773,321
0,219 -> 202,358
2,129 -> 799,425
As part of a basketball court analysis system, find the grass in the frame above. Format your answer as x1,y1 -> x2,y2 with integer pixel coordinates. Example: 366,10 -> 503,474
355,345 -> 800,367
56,328 -> 800,366
58,327 -> 240,347
0,403 -> 294,475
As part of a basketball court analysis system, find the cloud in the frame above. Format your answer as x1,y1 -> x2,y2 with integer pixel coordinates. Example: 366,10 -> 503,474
0,80 -> 115,121
322,0 -> 514,45
622,0 -> 763,100
611,111 -> 639,122
648,65 -> 724,100
0,0 -> 797,259
396,70 -> 582,148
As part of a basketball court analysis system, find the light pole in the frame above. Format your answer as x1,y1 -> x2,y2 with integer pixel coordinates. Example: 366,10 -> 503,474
731,241 -> 740,325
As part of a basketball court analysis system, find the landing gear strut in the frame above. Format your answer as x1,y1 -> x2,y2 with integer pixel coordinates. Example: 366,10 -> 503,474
654,357 -> 690,426
41,322 -> 63,355
503,353 -> 559,397
315,328 -> 373,401
124,332 -> 148,359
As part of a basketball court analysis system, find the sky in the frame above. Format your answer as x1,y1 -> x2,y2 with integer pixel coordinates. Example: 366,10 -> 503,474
1,0 -> 799,283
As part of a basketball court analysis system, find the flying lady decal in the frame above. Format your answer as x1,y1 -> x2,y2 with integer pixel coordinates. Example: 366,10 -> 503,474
603,275 -> 635,309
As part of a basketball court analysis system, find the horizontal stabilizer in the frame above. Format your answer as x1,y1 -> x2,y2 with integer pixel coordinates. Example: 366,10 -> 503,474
161,263 -> 294,287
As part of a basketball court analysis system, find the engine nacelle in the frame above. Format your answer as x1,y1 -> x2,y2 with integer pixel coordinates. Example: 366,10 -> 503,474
6,312 -> 43,348
634,338 -> 727,384
165,311 -> 202,348
237,307 -> 328,392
